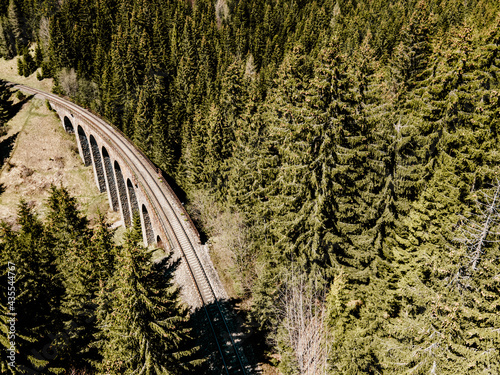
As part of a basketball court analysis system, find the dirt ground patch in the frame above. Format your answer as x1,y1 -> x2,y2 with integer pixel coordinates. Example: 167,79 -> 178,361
0,97 -> 118,226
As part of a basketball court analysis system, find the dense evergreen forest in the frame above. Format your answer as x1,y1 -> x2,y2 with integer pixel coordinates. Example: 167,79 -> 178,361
0,187 -> 200,374
1,0 -> 500,373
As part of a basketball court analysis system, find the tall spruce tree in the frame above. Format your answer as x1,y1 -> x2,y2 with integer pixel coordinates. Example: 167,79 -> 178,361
0,201 -> 65,374
132,74 -> 154,154
384,22 -> 500,374
0,79 -> 12,129
95,226 -> 199,374
0,15 -> 16,58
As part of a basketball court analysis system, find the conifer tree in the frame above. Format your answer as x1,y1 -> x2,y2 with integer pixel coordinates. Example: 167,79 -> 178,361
0,201 -> 64,374
203,103 -> 228,193
150,73 -> 176,174
57,212 -> 117,372
45,185 -> 89,253
256,45 -> 314,264
152,105 -> 175,174
7,0 -> 27,52
18,47 -> 36,77
320,35 -> 402,373
34,43 -> 42,66
95,226 -> 199,374
102,32 -> 126,130
132,75 -> 154,154
226,77 -> 269,214
252,44 -> 348,328
183,107 -> 208,189
0,79 -> 12,129
387,1 -> 435,202
220,58 -> 246,127
38,186 -> 99,370
0,15 -> 16,58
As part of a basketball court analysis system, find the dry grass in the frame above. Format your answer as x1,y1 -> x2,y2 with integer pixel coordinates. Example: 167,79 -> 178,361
0,97 -> 117,226
0,54 -> 120,226
186,189 -> 253,299
0,56 -> 53,92
261,361 -> 281,375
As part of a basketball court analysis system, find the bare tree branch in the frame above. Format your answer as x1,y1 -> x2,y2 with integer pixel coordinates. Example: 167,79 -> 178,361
275,269 -> 329,375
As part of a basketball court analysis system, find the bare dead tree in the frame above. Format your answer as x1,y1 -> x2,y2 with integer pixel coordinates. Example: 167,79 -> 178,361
275,270 -> 330,375
38,17 -> 51,52
455,180 -> 500,275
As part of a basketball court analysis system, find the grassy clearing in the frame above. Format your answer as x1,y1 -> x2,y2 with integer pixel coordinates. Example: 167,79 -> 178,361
0,97 -> 117,226
0,56 -> 53,91
0,55 -> 121,228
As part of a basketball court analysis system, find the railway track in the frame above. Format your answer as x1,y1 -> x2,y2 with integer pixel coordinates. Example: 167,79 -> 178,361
14,83 -> 248,375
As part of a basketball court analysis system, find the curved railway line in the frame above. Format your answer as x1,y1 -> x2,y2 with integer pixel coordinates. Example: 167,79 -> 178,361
14,83 -> 249,375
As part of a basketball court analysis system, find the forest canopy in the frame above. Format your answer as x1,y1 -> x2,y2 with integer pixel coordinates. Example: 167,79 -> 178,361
0,187 -> 199,374
1,0 -> 500,373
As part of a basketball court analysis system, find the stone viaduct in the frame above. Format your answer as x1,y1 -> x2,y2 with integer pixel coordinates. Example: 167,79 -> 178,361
14,84 -> 228,309
57,107 -> 161,247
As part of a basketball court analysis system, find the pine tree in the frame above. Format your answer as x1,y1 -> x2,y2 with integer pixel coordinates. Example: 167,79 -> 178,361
45,185 -> 89,253
226,77 -> 268,213
18,48 -> 36,77
95,228 -> 199,374
0,79 -> 12,129
203,103 -> 228,193
257,45 -> 315,265
38,186 -> 98,371
151,73 -> 176,174
34,43 -> 43,66
251,44 -> 349,330
57,212 -> 117,372
0,15 -> 16,58
182,106 -> 207,189
0,201 -> 65,374
132,75 -> 154,154
7,0 -> 27,52
102,31 -> 126,130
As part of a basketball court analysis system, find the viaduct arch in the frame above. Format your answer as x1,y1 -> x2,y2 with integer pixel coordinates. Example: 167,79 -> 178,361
59,114 -> 162,247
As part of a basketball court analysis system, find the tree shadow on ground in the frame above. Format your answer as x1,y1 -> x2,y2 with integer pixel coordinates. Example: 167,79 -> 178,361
0,132 -> 19,170
9,93 -> 34,119
189,298 -> 264,374
2,80 -> 34,122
